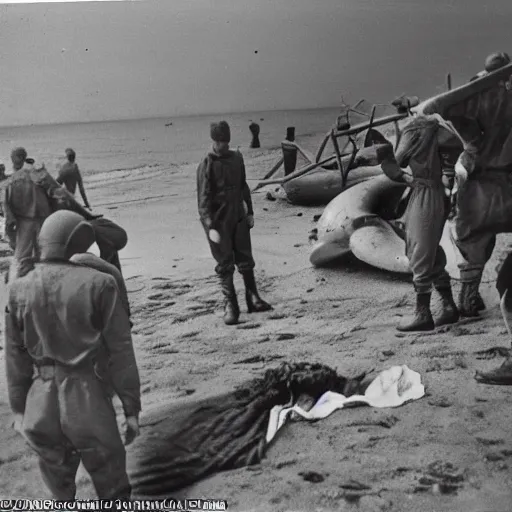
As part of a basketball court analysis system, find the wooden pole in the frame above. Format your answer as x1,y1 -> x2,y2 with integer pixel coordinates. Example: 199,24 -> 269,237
255,154 -> 338,187
315,131 -> 332,163
446,73 -> 452,91
330,130 -> 346,188
332,113 -> 408,139
252,156 -> 284,191
283,142 -> 298,176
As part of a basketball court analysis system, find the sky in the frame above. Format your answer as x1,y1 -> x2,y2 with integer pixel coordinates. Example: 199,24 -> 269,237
1,0 -> 511,127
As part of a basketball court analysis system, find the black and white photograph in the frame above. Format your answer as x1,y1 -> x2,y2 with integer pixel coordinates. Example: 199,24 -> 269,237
0,0 -> 511,510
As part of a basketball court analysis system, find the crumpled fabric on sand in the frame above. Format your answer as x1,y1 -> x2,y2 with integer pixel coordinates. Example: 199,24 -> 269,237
127,362 -> 365,498
266,365 -> 425,443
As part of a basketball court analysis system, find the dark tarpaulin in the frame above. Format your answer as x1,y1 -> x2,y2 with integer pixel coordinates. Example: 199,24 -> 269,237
127,362 -> 366,498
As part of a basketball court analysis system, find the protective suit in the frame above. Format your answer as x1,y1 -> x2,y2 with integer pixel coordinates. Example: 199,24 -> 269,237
381,115 -> 460,331
197,121 -> 272,325
435,52 -> 512,316
5,210 -> 141,499
2,157 -> 53,274
2,149 -> 102,281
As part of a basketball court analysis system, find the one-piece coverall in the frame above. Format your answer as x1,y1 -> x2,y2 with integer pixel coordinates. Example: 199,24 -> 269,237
5,262 -> 141,499
439,75 -> 512,283
2,166 -> 52,269
382,116 -> 456,293
196,150 -> 255,277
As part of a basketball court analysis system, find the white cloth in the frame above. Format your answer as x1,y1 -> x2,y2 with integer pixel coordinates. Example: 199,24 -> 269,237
266,365 -> 425,443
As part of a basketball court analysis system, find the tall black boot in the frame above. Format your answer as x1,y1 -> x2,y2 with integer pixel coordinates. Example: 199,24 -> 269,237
220,273 -> 239,325
397,292 -> 435,332
242,270 -> 273,313
459,281 -> 481,317
434,285 -> 460,327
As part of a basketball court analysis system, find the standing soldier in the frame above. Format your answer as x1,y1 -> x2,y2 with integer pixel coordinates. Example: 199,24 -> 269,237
197,121 -> 272,325
379,115 -> 462,331
5,210 -> 141,499
421,52 -> 512,317
57,148 -> 91,210
2,148 -> 53,277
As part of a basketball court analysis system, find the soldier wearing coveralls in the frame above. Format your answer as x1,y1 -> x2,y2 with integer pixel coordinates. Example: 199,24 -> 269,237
1,147 -> 104,281
380,115 -> 461,331
5,210 -> 141,499
196,121 -> 272,325
2,148 -> 52,278
433,52 -> 512,317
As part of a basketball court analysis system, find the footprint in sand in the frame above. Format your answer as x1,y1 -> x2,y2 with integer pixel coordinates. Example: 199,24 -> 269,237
236,322 -> 262,330
147,292 -> 171,301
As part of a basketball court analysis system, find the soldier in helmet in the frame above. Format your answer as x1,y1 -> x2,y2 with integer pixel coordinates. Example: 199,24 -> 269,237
5,210 -> 141,499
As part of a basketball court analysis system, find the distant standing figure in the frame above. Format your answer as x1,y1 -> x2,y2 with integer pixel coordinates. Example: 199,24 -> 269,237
2,148 -> 53,275
57,148 -> 91,209
249,122 -> 261,148
197,121 -> 272,325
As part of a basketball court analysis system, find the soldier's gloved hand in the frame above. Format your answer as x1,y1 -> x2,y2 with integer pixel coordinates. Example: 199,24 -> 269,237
12,413 -> 23,434
402,172 -> 414,185
124,415 -> 140,446
209,229 -> 221,244
247,215 -> 254,229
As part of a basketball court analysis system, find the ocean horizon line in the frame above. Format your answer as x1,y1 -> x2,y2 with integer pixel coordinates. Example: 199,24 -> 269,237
0,105 -> 345,131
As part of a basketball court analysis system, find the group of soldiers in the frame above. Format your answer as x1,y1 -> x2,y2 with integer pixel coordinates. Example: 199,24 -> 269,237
2,50 -> 512,500
379,51 -> 512,383
1,120 -> 272,499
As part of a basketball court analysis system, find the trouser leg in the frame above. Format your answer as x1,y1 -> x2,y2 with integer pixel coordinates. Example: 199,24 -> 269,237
456,232 -> 495,316
399,188 -> 447,331
205,224 -> 238,324
9,218 -> 40,280
231,218 -> 271,313
455,172 -> 512,315
21,376 -> 80,499
58,367 -> 131,499
233,218 -> 255,274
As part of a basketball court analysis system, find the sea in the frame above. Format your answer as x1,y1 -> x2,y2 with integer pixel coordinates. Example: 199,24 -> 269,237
0,107 -> 369,178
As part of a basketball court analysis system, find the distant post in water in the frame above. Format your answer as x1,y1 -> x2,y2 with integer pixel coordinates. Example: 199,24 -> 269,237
283,126 -> 297,176
446,73 -> 452,91
249,122 -> 261,148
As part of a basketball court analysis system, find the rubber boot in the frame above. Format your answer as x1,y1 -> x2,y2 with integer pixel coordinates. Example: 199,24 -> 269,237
220,273 -> 239,325
434,285 -> 460,327
459,281 -> 481,317
242,270 -> 273,313
397,292 -> 435,332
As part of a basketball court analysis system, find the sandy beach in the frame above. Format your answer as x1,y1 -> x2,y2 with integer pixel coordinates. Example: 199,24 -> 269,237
1,135 -> 512,512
